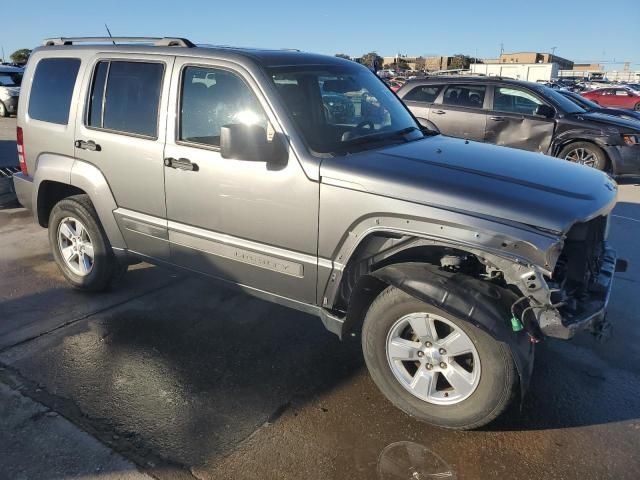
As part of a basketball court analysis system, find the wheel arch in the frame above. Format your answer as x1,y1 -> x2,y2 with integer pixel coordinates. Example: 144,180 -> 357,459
33,156 -> 126,249
368,262 -> 535,395
550,133 -> 612,167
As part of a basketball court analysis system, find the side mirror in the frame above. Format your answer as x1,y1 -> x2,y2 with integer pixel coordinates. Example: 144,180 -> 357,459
220,124 -> 288,165
534,104 -> 555,119
416,117 -> 440,134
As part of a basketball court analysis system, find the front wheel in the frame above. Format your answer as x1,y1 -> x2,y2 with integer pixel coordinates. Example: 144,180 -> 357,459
558,141 -> 608,171
634,102 -> 640,112
0,101 -> 7,118
48,194 -> 127,292
362,286 -> 518,430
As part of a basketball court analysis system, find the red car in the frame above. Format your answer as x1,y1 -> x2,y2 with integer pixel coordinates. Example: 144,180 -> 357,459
582,87 -> 640,111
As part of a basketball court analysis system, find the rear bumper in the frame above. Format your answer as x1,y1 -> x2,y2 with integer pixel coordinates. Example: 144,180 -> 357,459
12,172 -> 34,211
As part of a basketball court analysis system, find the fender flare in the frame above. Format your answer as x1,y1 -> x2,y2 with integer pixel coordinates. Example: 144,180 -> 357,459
70,160 -> 126,249
371,262 -> 535,395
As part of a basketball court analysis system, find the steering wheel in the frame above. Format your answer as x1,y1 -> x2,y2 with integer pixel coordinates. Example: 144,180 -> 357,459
354,120 -> 374,133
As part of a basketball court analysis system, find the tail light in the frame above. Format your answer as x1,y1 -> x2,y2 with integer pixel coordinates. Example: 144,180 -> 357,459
17,127 -> 27,175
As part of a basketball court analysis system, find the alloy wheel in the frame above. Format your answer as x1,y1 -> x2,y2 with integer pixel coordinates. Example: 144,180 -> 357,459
57,216 -> 95,276
386,312 -> 481,405
564,147 -> 597,167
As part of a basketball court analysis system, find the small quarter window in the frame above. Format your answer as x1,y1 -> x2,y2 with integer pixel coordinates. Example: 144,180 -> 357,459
28,58 -> 81,125
88,61 -> 164,138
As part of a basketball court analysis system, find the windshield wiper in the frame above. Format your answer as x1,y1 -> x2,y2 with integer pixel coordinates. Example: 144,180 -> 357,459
341,126 -> 420,146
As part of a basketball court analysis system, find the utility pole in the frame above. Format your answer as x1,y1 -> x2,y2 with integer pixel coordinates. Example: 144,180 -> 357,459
500,42 -> 504,56
1,45 -> 4,63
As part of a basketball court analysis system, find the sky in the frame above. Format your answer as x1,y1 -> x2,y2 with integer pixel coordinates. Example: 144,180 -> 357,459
2,0 -> 639,70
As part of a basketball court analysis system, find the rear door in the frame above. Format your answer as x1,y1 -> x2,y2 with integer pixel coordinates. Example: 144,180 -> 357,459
400,83 -> 444,122
74,53 -> 175,261
428,83 -> 488,141
484,84 -> 555,153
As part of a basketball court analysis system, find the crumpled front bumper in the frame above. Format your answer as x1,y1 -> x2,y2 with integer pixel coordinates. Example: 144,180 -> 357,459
540,247 -> 622,340
606,144 -> 640,176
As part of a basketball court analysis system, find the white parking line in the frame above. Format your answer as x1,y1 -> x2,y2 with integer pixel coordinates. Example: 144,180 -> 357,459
612,214 -> 640,224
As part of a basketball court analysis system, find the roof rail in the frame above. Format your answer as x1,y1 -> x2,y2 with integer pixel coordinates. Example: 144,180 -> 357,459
42,37 -> 196,48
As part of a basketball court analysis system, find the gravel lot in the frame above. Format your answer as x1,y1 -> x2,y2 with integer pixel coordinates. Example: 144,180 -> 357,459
1,115 -> 640,479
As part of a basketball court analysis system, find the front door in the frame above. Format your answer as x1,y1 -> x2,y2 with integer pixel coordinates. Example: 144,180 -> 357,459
428,83 -> 488,141
163,58 -> 319,304
484,85 -> 555,153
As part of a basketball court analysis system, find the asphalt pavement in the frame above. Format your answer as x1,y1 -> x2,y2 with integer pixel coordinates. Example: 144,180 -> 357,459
1,115 -> 640,480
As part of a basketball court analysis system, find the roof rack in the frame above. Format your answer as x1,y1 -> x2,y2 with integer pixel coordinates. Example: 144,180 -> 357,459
42,37 -> 196,48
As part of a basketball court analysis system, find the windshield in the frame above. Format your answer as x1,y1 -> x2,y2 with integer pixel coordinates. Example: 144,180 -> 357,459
266,63 -> 422,154
561,91 -> 600,110
0,72 -> 23,87
533,84 -> 586,114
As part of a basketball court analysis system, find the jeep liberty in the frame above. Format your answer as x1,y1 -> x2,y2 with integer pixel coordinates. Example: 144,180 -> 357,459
13,37 -> 624,429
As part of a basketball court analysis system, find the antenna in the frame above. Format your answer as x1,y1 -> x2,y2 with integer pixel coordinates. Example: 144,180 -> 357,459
104,24 -> 116,45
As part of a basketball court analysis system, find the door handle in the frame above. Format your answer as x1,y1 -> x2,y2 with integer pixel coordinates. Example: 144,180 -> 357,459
432,110 -> 446,115
75,140 -> 101,151
164,157 -> 199,171
489,116 -> 505,121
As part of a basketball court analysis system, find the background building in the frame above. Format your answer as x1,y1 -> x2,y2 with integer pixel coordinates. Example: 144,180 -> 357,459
471,62 -> 559,82
482,51 -> 574,70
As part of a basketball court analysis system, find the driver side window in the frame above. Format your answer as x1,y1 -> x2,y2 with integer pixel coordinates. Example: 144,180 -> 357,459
493,87 -> 544,116
179,66 -> 267,147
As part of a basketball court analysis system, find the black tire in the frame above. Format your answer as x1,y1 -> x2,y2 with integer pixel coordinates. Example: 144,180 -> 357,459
362,286 -> 517,430
48,194 -> 127,292
634,102 -> 640,112
0,101 -> 7,118
558,141 -> 608,171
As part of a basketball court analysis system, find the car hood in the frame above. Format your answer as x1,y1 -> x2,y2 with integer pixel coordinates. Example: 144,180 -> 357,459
572,111 -> 640,131
592,107 -> 640,123
320,135 -> 617,234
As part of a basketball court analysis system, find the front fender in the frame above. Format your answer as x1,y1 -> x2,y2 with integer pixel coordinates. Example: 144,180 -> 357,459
372,262 -> 535,395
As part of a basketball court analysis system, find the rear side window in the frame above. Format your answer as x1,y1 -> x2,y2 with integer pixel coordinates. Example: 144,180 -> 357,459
88,61 -> 164,138
403,85 -> 443,103
442,84 -> 486,109
28,58 -> 81,124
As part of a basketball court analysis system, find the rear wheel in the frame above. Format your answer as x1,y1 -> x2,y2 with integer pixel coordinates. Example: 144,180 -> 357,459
0,101 -> 7,118
558,141 -> 608,171
634,102 -> 640,112
362,286 -> 517,430
48,194 -> 127,291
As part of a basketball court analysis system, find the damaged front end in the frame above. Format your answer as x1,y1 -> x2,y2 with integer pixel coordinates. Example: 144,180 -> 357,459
509,215 -> 625,342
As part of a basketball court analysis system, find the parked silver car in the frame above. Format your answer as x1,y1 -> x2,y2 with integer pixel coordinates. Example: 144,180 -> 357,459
0,65 -> 23,117
13,37 -> 624,429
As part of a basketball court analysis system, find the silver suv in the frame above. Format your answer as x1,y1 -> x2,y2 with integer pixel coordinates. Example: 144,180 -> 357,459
13,37 -> 624,429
